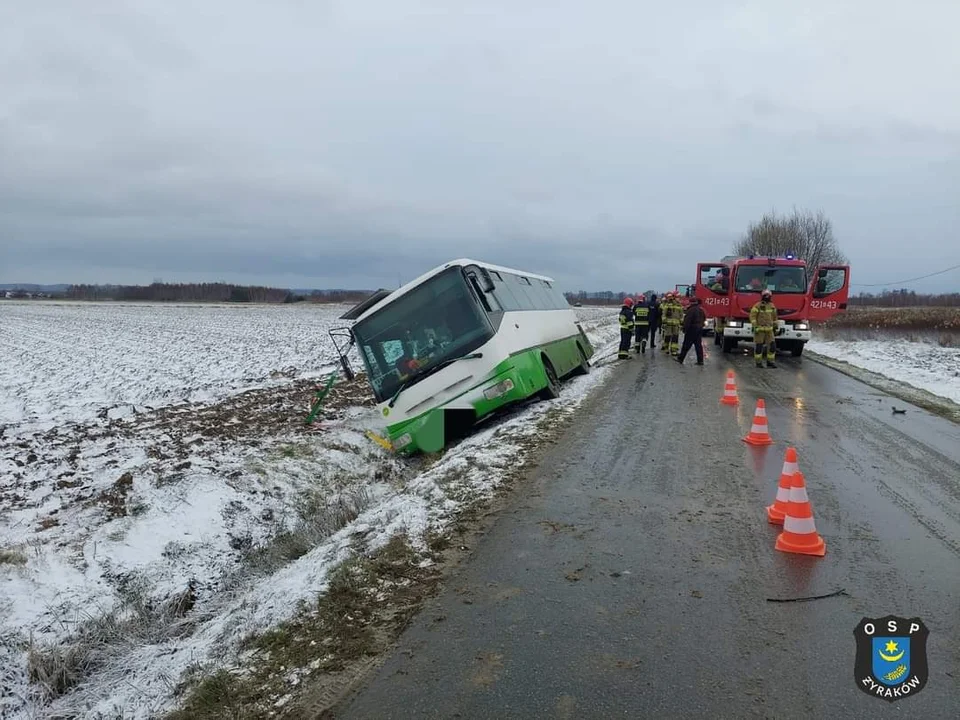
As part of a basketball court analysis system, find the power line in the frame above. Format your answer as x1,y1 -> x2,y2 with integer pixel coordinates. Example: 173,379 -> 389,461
851,262 -> 960,288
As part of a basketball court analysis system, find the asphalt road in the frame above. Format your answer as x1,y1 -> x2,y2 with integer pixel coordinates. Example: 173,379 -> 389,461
335,344 -> 960,719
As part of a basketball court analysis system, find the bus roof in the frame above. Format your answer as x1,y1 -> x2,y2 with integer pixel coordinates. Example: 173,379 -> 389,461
352,258 -> 556,323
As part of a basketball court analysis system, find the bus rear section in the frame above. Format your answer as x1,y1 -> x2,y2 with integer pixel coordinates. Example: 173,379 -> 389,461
347,260 -> 594,455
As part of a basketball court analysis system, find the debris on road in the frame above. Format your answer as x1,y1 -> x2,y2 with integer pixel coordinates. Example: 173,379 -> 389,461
765,589 -> 848,603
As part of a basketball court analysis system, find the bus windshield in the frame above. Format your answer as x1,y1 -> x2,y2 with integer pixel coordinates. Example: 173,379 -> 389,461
352,267 -> 494,403
734,266 -> 807,294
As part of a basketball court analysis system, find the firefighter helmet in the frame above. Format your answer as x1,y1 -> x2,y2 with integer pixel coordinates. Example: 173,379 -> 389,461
623,296 -> 634,307
637,294 -> 645,303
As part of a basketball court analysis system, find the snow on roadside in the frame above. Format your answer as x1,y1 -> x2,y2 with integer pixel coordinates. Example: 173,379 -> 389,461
1,306 -> 621,719
807,338 -> 960,405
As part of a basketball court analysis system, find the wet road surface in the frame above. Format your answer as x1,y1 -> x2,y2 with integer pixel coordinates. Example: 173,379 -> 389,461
335,346 -> 960,719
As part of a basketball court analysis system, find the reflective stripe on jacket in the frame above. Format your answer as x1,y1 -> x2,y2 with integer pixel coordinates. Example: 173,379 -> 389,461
749,301 -> 778,330
619,306 -> 635,330
664,301 -> 682,325
634,306 -> 650,325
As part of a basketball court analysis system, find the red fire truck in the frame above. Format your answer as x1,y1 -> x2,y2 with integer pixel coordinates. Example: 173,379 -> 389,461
693,255 -> 850,357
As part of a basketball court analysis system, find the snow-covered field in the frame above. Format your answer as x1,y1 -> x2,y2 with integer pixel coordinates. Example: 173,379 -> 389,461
1,302 -> 343,437
0,301 -> 619,719
808,338 -> 960,405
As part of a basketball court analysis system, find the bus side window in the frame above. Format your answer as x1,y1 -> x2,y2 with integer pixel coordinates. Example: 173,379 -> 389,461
511,274 -> 536,309
530,279 -> 550,310
491,272 -> 520,310
542,280 -> 564,309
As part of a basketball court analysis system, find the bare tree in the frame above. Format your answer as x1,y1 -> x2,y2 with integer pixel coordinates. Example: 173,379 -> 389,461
735,208 -> 847,269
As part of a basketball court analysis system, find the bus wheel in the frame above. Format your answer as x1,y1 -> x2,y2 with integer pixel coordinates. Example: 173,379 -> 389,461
539,357 -> 561,400
573,344 -> 590,376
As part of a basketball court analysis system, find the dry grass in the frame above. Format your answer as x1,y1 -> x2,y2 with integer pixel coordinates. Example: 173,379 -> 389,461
822,306 -> 960,332
0,547 -> 28,566
239,487 -> 373,576
167,535 -> 441,720
26,576 -> 198,700
817,307 -> 960,347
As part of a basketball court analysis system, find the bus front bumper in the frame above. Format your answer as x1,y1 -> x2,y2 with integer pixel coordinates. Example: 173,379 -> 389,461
384,364 -> 527,456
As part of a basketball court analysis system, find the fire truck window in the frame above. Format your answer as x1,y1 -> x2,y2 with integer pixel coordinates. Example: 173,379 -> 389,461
699,266 -> 727,293
816,268 -> 847,295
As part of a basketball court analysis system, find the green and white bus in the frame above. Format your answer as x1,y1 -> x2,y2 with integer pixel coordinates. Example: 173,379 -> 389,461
332,259 -> 595,455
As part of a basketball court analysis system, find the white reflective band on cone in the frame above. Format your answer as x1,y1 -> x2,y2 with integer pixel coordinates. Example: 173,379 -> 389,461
756,407 -> 767,417
781,461 -> 799,475
775,487 -> 790,501
784,515 -> 818,534
749,423 -> 766,433
789,486 -> 810,503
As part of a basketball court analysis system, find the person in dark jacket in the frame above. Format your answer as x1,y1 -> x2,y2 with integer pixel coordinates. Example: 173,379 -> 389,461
676,297 -> 706,365
647,294 -> 661,349
617,297 -> 634,360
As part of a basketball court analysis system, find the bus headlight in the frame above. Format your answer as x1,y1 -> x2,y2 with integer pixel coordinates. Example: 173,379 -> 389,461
483,378 -> 515,400
727,320 -> 743,328
794,322 -> 809,331
392,433 -> 412,449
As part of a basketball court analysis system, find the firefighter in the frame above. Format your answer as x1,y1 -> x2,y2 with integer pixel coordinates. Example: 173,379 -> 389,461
662,292 -> 681,356
618,296 -> 634,359
659,292 -> 670,352
633,294 -> 650,353
749,289 -> 778,368
647,293 -> 661,349
659,292 -> 673,352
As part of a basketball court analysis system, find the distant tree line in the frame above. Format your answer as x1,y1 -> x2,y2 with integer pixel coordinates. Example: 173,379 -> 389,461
304,289 -> 375,304
849,290 -> 960,308
564,291 -> 659,306
64,283 -> 293,303
55,283 -> 376,304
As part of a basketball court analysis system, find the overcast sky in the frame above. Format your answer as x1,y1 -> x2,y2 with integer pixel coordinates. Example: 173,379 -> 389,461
2,1 -> 958,293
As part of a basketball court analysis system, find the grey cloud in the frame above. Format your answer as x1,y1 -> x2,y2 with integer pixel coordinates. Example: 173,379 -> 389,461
2,1 -> 959,293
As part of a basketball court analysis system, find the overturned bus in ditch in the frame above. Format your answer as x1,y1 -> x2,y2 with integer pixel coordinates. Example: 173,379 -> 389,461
331,259 -> 595,455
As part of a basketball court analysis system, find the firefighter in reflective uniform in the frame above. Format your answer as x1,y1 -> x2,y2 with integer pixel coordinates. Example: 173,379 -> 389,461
749,289 -> 778,368
658,292 -> 669,352
633,294 -> 650,353
662,292 -> 682,356
618,297 -> 635,359
659,292 -> 673,352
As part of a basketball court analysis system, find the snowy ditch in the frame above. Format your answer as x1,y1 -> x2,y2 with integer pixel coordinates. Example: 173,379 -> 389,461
0,302 -> 620,718
808,337 -> 960,407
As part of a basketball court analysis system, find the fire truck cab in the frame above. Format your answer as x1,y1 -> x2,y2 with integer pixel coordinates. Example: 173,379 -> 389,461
693,255 -> 850,356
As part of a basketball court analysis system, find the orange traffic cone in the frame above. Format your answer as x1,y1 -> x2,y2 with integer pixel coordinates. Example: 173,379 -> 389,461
720,370 -> 739,406
743,399 -> 774,446
775,471 -> 826,557
766,447 -> 799,524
